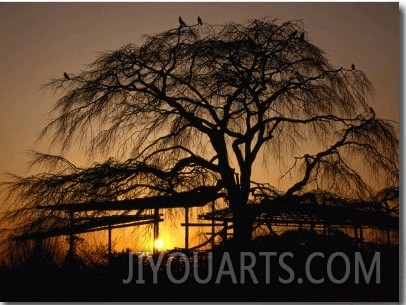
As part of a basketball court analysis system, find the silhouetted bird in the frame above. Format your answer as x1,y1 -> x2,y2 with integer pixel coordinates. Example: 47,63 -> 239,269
197,16 -> 203,25
179,16 -> 187,27
351,63 -> 355,70
300,32 -> 305,40
63,72 -> 70,80
369,107 -> 375,115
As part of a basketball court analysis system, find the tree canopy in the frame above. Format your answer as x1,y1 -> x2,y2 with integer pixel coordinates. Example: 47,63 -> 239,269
1,18 -> 398,247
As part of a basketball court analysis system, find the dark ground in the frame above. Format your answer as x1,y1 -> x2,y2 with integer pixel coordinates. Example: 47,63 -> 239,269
0,231 -> 399,302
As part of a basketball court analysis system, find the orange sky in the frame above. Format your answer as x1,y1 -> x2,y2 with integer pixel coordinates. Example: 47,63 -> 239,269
0,2 -> 400,177
0,2 -> 401,251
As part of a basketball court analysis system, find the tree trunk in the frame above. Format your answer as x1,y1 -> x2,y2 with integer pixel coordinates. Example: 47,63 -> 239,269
232,206 -> 252,246
229,191 -> 254,248
231,165 -> 255,247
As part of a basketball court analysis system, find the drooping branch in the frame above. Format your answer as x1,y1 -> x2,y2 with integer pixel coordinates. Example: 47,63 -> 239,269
285,117 -> 398,197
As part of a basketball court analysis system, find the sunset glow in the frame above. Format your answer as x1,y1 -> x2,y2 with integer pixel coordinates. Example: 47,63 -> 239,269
0,3 -> 400,302
154,238 -> 164,251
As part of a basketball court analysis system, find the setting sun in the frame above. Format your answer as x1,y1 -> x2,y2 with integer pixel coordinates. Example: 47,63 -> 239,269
0,2 -> 399,302
154,238 -> 164,251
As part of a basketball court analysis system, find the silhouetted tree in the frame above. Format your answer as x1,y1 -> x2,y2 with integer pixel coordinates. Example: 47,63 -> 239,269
1,18 -> 398,246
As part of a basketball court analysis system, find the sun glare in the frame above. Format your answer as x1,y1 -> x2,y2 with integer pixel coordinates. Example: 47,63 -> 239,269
154,238 -> 164,251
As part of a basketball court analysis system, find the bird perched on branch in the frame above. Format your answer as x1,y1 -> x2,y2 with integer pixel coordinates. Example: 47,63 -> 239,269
300,32 -> 305,41
179,16 -> 187,27
351,63 -> 355,70
369,106 -> 375,116
63,72 -> 70,80
197,16 -> 203,25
